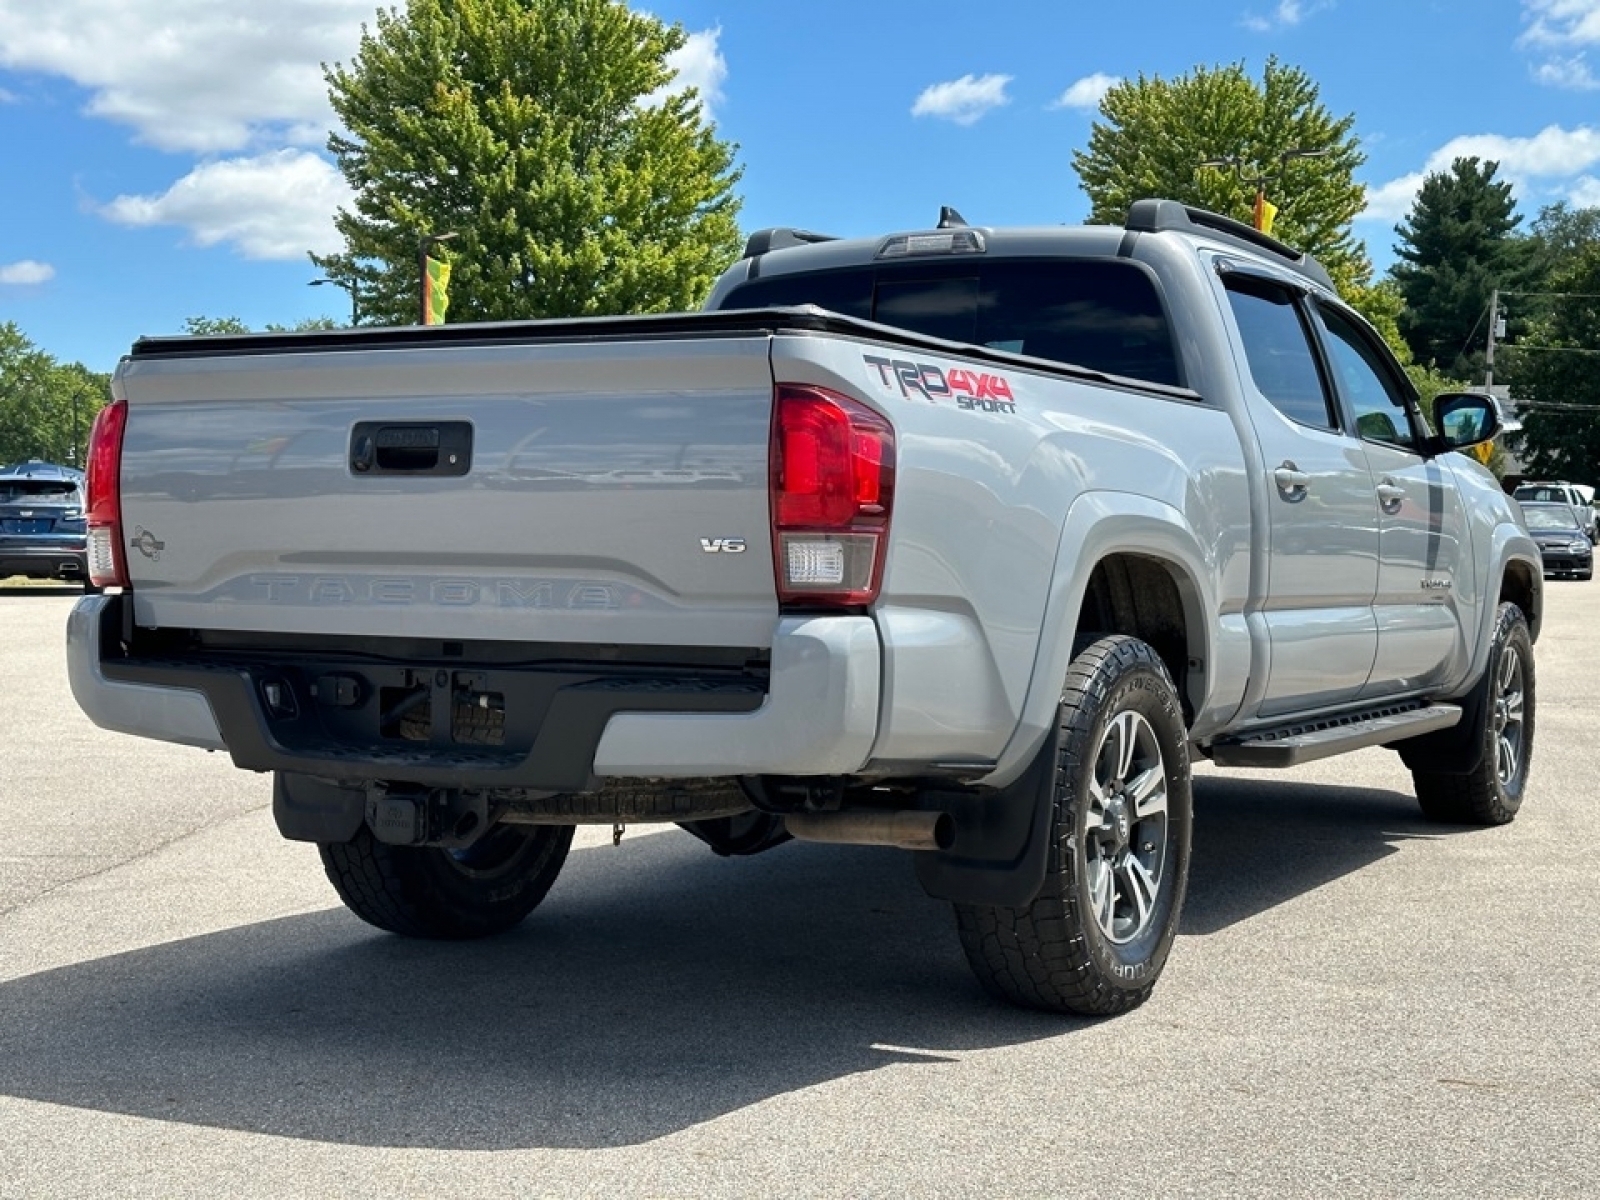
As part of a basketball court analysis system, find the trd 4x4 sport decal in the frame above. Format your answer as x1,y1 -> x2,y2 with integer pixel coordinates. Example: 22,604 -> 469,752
863,354 -> 1017,414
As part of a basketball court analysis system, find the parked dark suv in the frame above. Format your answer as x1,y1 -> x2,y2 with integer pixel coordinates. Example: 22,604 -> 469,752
1517,500 -> 1594,580
0,460 -> 93,590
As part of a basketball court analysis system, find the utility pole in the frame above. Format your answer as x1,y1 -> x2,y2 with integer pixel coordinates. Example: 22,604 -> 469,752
1485,288 -> 1502,392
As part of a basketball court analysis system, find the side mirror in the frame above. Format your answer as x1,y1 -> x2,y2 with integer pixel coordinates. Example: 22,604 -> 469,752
1429,392 -> 1502,456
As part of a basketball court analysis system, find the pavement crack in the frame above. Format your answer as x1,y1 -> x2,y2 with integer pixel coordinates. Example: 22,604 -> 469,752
0,800 -> 271,919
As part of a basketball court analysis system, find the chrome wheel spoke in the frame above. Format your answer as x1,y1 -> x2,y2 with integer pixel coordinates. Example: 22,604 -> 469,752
1118,856 -> 1158,934
1498,732 -> 1518,784
1498,647 -> 1517,694
1087,774 -> 1111,825
1088,858 -> 1115,933
1128,765 -> 1167,819
1107,711 -> 1139,783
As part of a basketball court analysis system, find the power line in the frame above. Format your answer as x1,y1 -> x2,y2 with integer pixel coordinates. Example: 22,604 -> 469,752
1499,344 -> 1600,356
1499,290 -> 1600,300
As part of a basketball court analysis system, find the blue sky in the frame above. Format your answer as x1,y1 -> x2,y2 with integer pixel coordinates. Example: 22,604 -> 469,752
2,0 -> 1599,373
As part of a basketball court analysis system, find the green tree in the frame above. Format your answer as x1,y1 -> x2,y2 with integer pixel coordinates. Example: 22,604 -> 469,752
1390,158 -> 1532,375
183,316 -> 252,336
0,324 -> 108,466
1525,201 -> 1600,267
1072,58 -> 1389,335
183,316 -> 338,335
1500,235 -> 1600,482
313,0 -> 743,325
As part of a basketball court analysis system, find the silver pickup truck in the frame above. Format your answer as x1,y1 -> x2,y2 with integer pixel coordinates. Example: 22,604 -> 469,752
67,200 -> 1541,1016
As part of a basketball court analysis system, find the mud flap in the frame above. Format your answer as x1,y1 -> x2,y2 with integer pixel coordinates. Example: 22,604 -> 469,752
1395,667 -> 1490,776
913,728 -> 1058,907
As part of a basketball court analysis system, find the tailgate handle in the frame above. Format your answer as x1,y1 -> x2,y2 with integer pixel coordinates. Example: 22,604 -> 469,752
350,421 -> 472,476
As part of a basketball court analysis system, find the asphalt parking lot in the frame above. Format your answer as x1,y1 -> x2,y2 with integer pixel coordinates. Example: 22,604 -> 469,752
1,581 -> 1597,1198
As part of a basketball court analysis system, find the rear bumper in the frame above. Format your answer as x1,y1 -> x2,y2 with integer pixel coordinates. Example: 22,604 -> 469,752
0,538 -> 87,580
66,596 -> 880,786
67,598 -> 227,751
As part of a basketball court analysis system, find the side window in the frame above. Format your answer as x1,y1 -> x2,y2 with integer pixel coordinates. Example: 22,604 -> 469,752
1317,305 -> 1418,450
1222,276 -> 1336,429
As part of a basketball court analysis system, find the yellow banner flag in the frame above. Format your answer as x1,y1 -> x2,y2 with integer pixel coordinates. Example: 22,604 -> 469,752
423,256 -> 452,325
1254,196 -> 1279,236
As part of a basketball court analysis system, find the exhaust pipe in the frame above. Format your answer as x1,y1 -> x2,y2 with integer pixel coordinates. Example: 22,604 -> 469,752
785,810 -> 954,852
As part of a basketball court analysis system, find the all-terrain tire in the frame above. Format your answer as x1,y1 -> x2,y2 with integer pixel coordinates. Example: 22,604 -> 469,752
319,822 -> 574,939
954,636 -> 1193,1017
1412,602 -> 1534,826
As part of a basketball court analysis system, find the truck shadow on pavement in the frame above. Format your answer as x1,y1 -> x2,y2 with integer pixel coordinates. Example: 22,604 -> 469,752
0,773 -> 1443,1149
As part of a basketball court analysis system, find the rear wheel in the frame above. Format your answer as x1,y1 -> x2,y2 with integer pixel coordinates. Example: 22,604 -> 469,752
954,636 -> 1192,1016
1411,602 -> 1534,825
319,822 -> 574,938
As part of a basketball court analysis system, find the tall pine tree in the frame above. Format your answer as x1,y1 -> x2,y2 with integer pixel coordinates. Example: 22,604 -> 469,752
1390,158 -> 1529,375
312,0 -> 743,325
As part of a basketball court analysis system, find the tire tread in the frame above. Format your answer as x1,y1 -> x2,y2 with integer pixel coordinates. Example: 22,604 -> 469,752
955,636 -> 1188,1017
320,823 -> 573,939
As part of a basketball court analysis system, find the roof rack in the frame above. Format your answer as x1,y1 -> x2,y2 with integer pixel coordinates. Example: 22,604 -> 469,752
740,227 -> 839,260
1124,199 -> 1334,291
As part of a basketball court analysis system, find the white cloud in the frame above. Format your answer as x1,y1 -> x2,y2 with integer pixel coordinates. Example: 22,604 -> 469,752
1242,0 -> 1330,33
1361,172 -> 1430,222
1519,0 -> 1600,47
911,74 -> 1013,126
1052,73 -> 1119,112
1567,174 -> 1600,205
1520,1 -> 1600,84
0,0 -> 369,153
1533,53 -> 1600,87
660,27 -> 727,116
0,2 -> 722,261
100,150 -> 354,260
1361,125 -> 1600,222
0,260 -> 55,285
0,87 -> 16,104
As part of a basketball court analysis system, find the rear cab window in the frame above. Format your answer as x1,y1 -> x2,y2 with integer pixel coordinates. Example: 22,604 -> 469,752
717,259 -> 1183,389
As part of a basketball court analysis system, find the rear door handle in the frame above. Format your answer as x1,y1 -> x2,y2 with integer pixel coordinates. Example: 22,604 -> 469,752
1376,479 -> 1406,514
1273,462 -> 1309,501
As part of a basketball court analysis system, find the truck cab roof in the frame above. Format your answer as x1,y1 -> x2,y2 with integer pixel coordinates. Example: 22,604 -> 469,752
707,197 -> 1335,312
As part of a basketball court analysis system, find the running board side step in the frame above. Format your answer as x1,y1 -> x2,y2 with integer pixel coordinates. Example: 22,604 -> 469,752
1210,703 -> 1463,768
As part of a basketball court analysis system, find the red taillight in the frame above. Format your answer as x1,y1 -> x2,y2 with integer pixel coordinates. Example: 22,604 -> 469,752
85,398 -> 130,589
770,385 -> 895,607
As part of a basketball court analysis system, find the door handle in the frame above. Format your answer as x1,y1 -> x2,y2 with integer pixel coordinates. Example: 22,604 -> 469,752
1273,462 -> 1310,501
1376,479 -> 1406,514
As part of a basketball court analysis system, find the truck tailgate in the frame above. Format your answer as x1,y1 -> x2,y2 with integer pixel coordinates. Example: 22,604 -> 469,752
116,335 -> 779,647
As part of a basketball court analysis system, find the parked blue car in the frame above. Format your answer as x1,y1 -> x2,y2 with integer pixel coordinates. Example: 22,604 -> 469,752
0,460 -> 93,591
